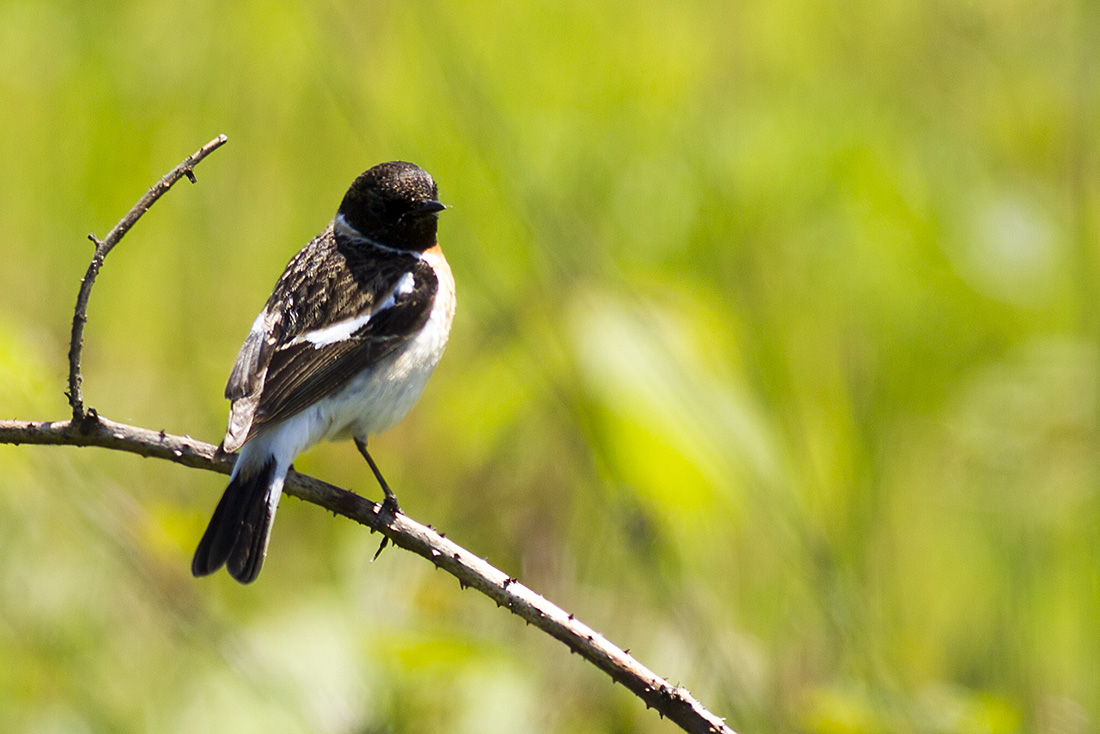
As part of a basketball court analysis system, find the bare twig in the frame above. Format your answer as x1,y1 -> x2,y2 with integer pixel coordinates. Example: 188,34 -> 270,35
67,134 -> 229,424
0,417 -> 735,734
4,137 -> 737,734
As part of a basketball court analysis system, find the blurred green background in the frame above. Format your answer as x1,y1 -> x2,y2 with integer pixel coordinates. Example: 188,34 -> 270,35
0,0 -> 1096,732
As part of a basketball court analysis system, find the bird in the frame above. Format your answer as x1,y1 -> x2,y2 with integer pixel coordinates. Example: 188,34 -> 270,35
192,161 -> 456,584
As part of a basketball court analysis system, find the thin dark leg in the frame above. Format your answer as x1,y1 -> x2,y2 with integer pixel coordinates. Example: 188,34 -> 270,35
354,437 -> 401,515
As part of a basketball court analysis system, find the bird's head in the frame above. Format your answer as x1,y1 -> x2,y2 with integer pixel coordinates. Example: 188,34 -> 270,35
337,161 -> 446,252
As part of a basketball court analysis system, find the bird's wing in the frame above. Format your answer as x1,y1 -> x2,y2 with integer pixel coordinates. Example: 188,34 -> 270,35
221,230 -> 438,451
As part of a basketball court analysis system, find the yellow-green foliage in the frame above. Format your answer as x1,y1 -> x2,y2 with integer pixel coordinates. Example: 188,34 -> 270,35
0,0 -> 1095,731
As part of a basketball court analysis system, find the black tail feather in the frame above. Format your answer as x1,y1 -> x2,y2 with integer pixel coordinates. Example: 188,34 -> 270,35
192,458 -> 278,584
226,479 -> 276,584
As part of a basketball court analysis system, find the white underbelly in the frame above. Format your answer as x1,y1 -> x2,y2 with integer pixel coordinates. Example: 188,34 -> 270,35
325,334 -> 445,439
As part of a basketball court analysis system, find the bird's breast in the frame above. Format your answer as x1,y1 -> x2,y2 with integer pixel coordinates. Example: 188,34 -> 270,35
325,252 -> 455,440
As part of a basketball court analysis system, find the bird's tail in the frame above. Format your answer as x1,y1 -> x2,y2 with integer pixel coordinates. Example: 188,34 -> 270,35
191,457 -> 284,584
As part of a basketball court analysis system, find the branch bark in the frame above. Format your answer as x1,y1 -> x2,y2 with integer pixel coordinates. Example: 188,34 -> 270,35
0,417 -> 734,734
67,134 -> 228,423
2,137 -> 737,734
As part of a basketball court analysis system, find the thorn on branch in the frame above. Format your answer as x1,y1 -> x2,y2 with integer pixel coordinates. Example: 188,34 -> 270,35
371,536 -> 389,561
76,407 -> 100,434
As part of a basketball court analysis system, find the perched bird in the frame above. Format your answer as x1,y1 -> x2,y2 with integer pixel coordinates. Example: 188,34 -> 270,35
192,161 -> 456,584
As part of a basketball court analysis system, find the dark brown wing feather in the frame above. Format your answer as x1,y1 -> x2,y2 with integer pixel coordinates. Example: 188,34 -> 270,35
222,225 -> 438,447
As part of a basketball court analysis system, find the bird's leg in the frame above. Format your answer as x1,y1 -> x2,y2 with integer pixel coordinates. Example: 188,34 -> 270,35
354,437 -> 399,561
354,437 -> 401,516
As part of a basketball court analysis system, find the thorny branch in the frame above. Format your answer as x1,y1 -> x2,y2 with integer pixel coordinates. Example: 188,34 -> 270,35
0,138 -> 736,734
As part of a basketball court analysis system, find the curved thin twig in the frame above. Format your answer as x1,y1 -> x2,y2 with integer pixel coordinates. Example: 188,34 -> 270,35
67,134 -> 229,423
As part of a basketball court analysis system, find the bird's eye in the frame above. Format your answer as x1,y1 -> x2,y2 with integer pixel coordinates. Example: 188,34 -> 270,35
395,201 -> 422,222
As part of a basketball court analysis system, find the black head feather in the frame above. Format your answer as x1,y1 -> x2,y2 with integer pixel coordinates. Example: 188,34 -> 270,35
338,161 -> 445,252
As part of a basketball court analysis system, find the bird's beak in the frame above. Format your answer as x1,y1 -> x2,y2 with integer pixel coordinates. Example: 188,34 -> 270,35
414,198 -> 447,214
